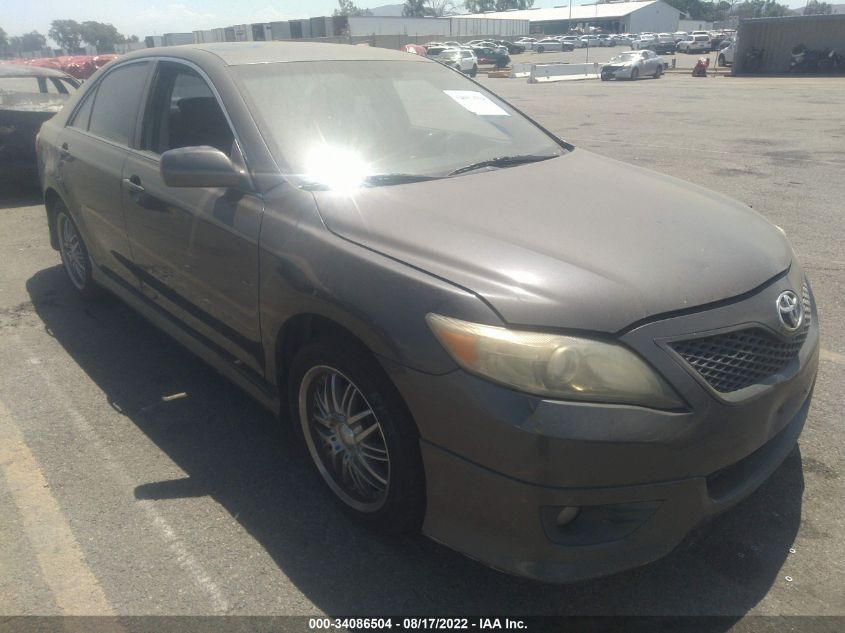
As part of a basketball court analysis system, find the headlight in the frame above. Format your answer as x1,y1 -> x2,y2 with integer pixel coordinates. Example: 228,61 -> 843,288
427,314 -> 684,409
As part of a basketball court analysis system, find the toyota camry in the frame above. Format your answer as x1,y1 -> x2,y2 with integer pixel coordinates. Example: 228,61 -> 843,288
37,43 -> 818,582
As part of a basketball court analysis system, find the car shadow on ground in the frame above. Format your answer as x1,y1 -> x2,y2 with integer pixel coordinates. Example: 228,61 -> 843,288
26,265 -> 804,619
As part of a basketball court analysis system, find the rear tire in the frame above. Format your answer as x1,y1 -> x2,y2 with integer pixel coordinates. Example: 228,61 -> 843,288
470,64 -> 478,78
537,46 -> 544,53
289,336 -> 426,534
654,65 -> 662,78
55,202 -> 99,299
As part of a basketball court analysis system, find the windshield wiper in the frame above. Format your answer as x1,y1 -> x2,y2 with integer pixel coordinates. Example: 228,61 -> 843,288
362,173 -> 443,187
447,154 -> 559,177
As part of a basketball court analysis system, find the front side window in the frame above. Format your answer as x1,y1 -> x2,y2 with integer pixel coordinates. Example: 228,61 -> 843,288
141,63 -> 234,156
88,62 -> 149,146
232,60 -> 564,188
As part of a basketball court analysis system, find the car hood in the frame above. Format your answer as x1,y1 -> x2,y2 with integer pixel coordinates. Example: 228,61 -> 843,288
312,149 -> 791,333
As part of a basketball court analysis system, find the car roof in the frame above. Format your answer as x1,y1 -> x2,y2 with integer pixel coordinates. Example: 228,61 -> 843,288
118,42 -> 429,67
0,63 -> 74,79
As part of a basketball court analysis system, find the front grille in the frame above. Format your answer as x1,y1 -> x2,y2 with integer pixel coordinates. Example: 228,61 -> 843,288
671,284 -> 812,394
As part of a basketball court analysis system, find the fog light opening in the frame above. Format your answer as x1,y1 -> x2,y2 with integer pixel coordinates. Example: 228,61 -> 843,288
555,506 -> 580,528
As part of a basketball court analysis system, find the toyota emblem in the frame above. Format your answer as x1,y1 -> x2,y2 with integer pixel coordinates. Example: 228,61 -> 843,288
776,291 -> 803,332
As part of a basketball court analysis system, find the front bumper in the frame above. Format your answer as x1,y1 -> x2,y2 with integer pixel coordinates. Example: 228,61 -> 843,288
602,65 -> 636,79
382,268 -> 819,582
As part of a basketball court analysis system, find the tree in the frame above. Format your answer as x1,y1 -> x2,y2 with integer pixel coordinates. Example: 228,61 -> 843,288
0,26 -> 8,51
405,0 -> 456,15
404,0 -> 427,15
804,0 -> 833,14
736,0 -> 792,17
49,19 -> 83,51
79,21 -> 125,53
465,0 -> 534,11
426,0 -> 457,15
10,31 -> 46,53
333,0 -> 373,16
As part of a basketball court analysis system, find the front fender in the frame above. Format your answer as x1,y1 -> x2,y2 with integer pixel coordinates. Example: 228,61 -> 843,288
258,185 -> 501,383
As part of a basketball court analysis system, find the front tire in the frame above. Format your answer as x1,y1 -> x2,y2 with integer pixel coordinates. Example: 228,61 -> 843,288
55,203 -> 99,299
630,67 -> 639,81
469,64 -> 478,78
289,337 -> 425,534
719,54 -> 726,67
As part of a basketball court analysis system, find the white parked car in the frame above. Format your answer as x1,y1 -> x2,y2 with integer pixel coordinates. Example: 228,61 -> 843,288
677,34 -> 711,54
631,35 -> 656,50
600,50 -> 664,80
672,31 -> 689,43
534,38 -> 570,53
515,37 -> 537,50
718,42 -> 735,66
580,35 -> 602,47
434,48 -> 479,77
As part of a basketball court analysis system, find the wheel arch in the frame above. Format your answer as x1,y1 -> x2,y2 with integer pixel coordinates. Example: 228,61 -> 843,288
275,312 -> 388,408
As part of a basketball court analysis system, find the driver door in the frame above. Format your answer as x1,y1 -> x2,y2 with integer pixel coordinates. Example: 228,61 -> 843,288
121,61 -> 265,376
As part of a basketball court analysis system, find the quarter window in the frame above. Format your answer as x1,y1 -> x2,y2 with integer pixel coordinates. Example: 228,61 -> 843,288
68,87 -> 95,130
88,62 -> 149,145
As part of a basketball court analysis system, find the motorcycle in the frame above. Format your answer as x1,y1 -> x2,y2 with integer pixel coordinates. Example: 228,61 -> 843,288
745,47 -> 764,73
789,44 -> 843,73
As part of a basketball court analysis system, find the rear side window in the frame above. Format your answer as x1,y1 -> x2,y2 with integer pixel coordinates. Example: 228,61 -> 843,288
68,87 -> 96,129
0,77 -> 41,94
88,62 -> 149,146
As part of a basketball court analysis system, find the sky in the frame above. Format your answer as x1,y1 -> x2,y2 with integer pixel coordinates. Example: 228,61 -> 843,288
3,1 -> 812,44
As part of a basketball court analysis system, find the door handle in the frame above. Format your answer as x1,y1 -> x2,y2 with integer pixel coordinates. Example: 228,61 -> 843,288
59,142 -> 72,160
122,177 -> 145,194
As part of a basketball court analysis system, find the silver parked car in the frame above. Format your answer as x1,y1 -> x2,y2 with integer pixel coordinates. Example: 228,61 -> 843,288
36,43 -> 819,583
601,50 -> 665,80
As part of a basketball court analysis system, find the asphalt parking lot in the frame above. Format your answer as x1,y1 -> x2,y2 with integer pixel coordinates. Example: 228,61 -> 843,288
1,73 -> 843,626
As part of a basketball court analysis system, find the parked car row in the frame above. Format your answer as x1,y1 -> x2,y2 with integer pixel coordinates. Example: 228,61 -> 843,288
419,40 -> 512,73
513,30 -> 737,56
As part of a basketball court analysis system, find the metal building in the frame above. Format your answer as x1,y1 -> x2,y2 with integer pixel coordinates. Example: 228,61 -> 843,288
734,14 -> 845,74
462,1 -> 681,35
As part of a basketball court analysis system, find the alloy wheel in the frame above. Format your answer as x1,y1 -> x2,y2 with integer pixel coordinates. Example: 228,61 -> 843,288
299,366 -> 390,512
58,213 -> 87,290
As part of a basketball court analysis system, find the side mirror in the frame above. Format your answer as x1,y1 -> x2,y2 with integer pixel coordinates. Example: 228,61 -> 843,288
160,146 -> 241,189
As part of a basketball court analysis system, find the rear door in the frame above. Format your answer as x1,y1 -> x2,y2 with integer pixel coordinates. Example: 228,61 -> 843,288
121,60 -> 264,375
56,61 -> 152,288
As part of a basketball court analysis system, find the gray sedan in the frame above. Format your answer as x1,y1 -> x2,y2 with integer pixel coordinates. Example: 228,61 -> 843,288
601,50 -> 665,80
36,43 -> 819,583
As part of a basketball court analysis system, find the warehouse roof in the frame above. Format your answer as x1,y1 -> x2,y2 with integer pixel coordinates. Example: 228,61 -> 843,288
460,1 -> 675,22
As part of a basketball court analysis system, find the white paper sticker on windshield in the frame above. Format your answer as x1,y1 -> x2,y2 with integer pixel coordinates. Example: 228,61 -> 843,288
443,90 -> 510,116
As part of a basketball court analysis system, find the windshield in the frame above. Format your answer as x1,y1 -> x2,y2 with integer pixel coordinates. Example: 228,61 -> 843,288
232,60 -> 563,189
611,53 -> 640,63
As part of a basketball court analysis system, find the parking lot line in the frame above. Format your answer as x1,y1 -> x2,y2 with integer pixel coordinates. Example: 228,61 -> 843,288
0,398 -> 113,615
11,333 -> 232,614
